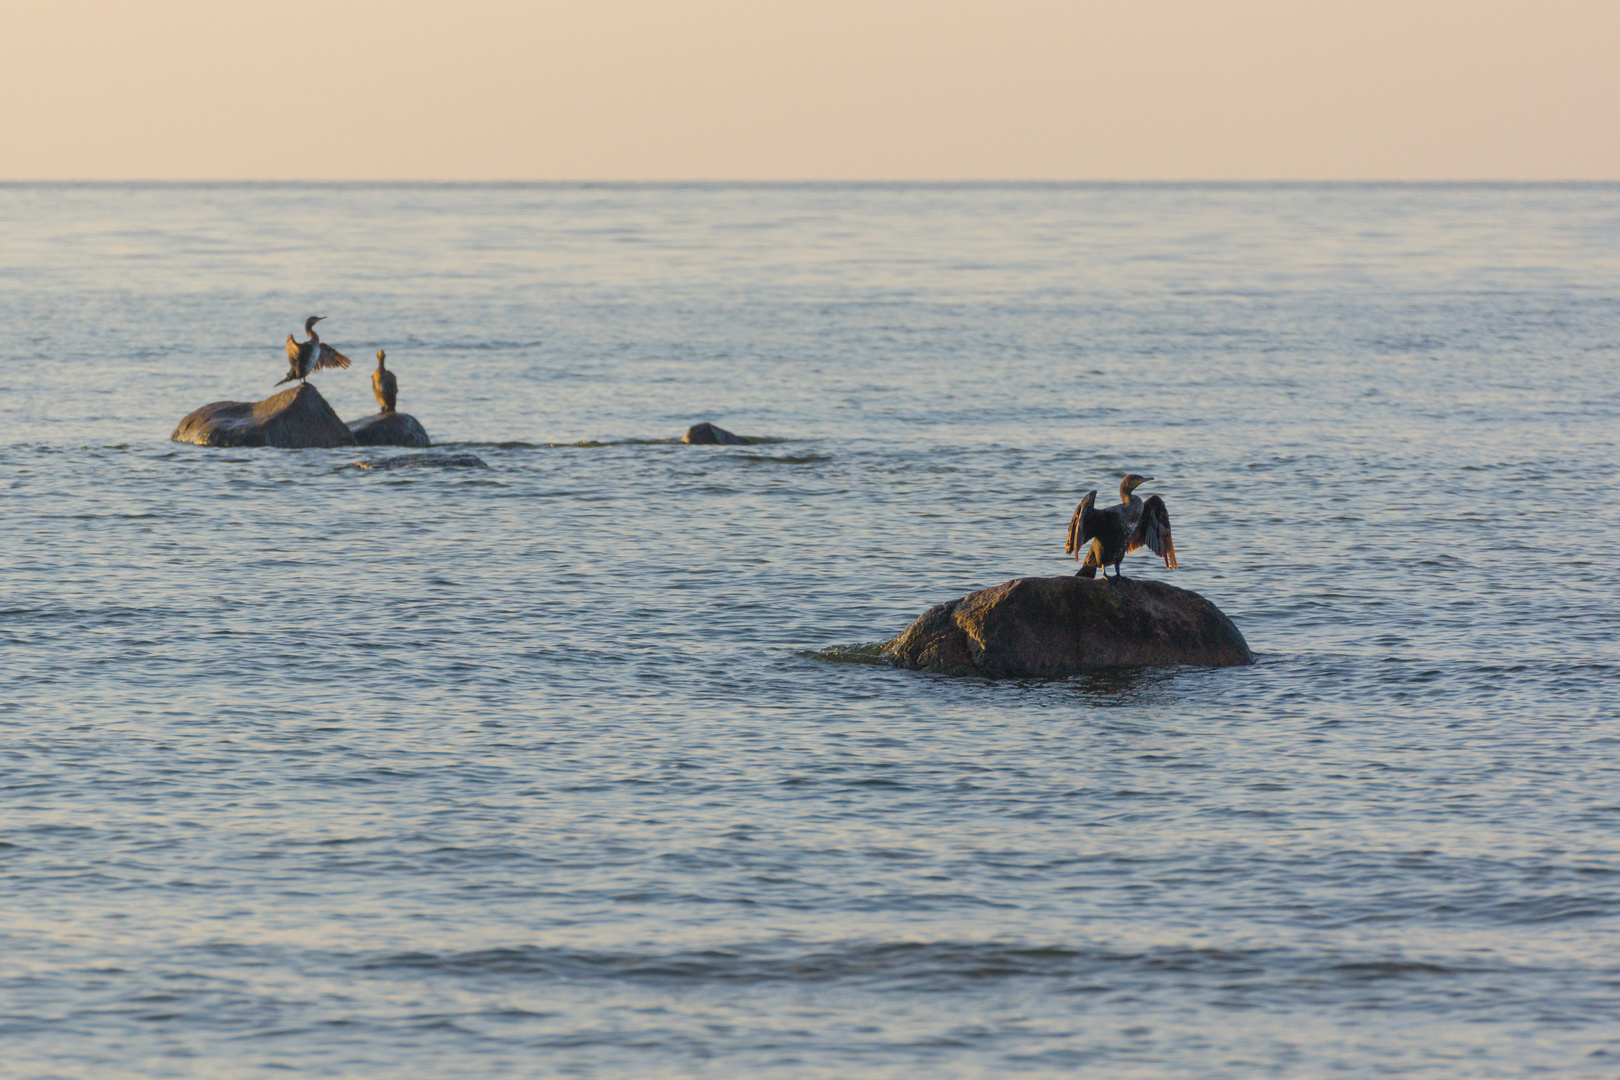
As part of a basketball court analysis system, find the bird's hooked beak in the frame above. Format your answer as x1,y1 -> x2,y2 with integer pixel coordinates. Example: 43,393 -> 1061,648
311,316 -> 326,324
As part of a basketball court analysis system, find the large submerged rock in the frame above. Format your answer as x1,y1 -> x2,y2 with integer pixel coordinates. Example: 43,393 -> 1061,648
348,411 -> 431,447
682,421 -> 747,445
350,452 -> 487,471
171,383 -> 356,449
883,576 -> 1252,677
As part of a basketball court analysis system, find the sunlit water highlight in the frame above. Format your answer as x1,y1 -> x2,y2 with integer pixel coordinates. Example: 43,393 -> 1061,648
2,183 -> 1618,1078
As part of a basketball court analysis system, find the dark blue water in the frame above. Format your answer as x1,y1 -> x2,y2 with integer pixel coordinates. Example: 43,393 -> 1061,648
2,183 -> 1618,1077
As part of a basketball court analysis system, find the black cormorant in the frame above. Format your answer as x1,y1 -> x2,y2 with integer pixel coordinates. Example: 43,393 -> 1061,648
372,349 -> 397,413
277,316 -> 352,386
1066,473 -> 1177,580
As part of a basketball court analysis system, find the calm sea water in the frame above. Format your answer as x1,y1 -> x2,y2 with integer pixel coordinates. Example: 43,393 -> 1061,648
2,183 -> 1618,1078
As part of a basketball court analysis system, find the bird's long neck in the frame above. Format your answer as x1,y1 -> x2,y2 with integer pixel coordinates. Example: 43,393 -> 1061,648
1119,480 -> 1134,503
306,327 -> 319,348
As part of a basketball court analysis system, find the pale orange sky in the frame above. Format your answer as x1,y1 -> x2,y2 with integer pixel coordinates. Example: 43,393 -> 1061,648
1,0 -> 1615,179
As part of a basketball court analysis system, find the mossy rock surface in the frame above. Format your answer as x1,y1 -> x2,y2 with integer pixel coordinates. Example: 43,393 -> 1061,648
883,576 -> 1252,678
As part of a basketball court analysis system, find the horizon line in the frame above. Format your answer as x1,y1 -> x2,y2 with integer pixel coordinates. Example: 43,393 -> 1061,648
4,177 -> 1618,186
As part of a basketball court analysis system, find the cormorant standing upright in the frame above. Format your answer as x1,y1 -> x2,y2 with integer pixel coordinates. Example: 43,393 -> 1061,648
372,349 -> 397,413
1066,473 -> 1177,579
277,316 -> 352,386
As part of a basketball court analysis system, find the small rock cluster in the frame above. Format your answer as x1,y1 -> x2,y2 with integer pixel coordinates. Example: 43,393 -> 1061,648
171,384 -> 431,449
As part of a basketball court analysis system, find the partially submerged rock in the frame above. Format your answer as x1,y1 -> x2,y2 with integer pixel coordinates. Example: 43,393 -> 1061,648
348,411 -> 431,448
682,422 -> 747,445
352,452 -> 487,471
171,383 -> 356,449
883,576 -> 1252,678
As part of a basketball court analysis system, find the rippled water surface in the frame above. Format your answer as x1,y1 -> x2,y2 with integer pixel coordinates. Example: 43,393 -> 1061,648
3,183 -> 1619,1078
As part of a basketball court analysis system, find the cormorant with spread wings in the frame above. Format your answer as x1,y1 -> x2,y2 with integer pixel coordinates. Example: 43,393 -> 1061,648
277,316 -> 352,386
1066,473 -> 1177,580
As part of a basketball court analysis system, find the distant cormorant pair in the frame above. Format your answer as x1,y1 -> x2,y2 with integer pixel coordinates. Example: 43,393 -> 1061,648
1066,473 -> 1177,580
278,316 -> 400,413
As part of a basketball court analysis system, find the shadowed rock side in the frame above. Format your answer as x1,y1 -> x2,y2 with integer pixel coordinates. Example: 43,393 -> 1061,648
883,577 -> 1253,678
348,411 -> 431,447
171,383 -> 356,448
682,422 -> 747,445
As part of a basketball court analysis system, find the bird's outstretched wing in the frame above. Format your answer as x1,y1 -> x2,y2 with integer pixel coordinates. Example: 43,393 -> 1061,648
286,335 -> 301,365
1066,490 -> 1097,558
315,343 -> 351,371
1129,494 -> 1177,568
